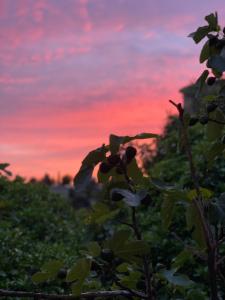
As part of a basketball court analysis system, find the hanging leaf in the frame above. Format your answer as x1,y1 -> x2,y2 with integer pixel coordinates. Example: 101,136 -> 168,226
104,230 -> 131,253
109,133 -> 158,153
188,26 -> 210,44
114,240 -> 149,261
41,260 -> 64,277
86,202 -> 120,224
186,203 -> 206,249
207,55 -> 225,73
206,142 -> 225,168
161,194 -> 176,230
66,258 -> 91,283
110,188 -> 149,207
126,158 -> 144,184
161,269 -> 194,287
0,163 -> 12,176
200,41 -> 210,63
205,12 -> 218,31
71,281 -> 83,296
207,108 -> 225,141
74,145 -> 108,191
87,242 -> 101,257
195,70 -> 209,95
32,272 -> 50,284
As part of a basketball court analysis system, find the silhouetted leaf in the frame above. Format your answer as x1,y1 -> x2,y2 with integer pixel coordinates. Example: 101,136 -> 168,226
189,26 -> 210,44
205,12 -> 218,31
109,133 -> 158,153
200,41 -> 210,63
207,55 -> 225,73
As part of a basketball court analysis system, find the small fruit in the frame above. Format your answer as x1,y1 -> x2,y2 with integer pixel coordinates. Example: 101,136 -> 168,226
111,191 -> 124,202
115,165 -> 124,175
141,194 -> 152,206
99,162 -> 112,174
207,77 -> 216,86
57,268 -> 67,280
199,116 -> 209,125
207,103 -> 217,113
91,261 -> 100,271
125,146 -> 137,163
189,117 -> 199,126
101,249 -> 114,262
107,154 -> 121,166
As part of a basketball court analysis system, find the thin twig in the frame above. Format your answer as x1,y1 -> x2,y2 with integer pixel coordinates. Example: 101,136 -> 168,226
0,289 -> 132,299
115,280 -> 148,299
209,118 -> 225,125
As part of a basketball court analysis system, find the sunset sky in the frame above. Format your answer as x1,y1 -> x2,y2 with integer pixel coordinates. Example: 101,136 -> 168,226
1,0 -> 224,179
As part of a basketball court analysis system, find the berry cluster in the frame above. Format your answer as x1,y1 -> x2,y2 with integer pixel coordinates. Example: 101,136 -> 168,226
99,146 -> 137,175
189,103 -> 218,126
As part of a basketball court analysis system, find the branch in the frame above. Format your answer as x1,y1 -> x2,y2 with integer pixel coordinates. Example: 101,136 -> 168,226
115,280 -> 148,299
0,289 -> 134,299
209,118 -> 225,125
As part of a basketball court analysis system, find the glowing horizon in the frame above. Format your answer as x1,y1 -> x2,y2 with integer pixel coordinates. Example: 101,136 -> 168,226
1,0 -> 224,179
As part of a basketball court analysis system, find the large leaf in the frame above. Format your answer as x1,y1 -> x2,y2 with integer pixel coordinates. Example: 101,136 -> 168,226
126,158 -> 144,184
200,40 -> 210,63
172,250 -> 194,270
71,281 -> 83,296
119,270 -> 142,289
32,260 -> 64,283
161,194 -> 176,230
66,258 -> 91,282
74,145 -> 108,191
41,260 -> 64,277
104,230 -> 130,253
86,202 -> 120,224
207,55 -> 225,73
87,242 -> 101,257
104,230 -> 149,260
206,142 -> 225,168
186,203 -> 206,249
188,26 -> 210,44
114,240 -> 149,260
110,188 -> 149,207
109,133 -> 158,153
0,163 -> 12,176
207,108 -> 225,141
187,188 -> 213,201
209,193 -> 225,225
73,165 -> 93,193
195,70 -> 209,95
205,12 -> 218,31
161,269 -> 194,287
32,272 -> 50,284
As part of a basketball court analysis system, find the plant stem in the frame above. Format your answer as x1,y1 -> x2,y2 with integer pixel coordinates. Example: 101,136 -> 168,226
169,100 -> 218,300
131,207 -> 153,300
122,167 -> 154,299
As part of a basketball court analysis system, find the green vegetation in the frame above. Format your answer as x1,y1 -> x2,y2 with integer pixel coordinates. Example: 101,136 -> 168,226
0,176 -> 86,293
1,11 -> 225,300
